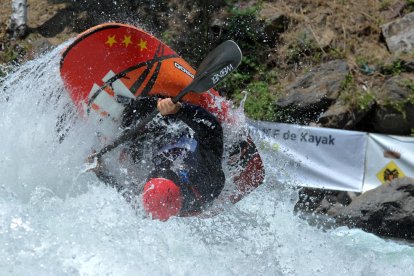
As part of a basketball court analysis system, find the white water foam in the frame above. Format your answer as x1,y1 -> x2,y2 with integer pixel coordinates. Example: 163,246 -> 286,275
0,44 -> 413,276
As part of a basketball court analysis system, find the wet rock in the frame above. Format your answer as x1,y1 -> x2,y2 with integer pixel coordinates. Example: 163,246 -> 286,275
373,74 -> 414,135
319,99 -> 375,130
316,198 -> 331,213
332,177 -> 414,240
24,38 -> 54,61
73,11 -> 93,33
32,38 -> 54,54
275,59 -> 349,119
295,188 -> 355,214
382,12 -> 414,55
337,191 -> 352,206
327,202 -> 345,216
319,102 -> 353,129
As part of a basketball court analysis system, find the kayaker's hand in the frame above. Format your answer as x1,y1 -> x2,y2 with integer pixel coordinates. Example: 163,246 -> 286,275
157,98 -> 182,115
86,153 -> 104,173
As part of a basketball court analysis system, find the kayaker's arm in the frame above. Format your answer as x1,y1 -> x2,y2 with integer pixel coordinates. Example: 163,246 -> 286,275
174,102 -> 223,157
157,98 -> 223,158
95,170 -> 123,192
87,156 -> 123,192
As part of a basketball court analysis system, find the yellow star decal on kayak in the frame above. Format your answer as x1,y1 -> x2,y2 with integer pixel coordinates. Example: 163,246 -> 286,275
137,39 -> 148,51
105,35 -> 117,47
122,35 -> 133,47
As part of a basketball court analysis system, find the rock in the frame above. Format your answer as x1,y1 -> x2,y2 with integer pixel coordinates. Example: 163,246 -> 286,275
373,74 -> 414,135
402,59 -> 414,73
295,188 -> 327,212
333,177 -> 414,240
313,14 -> 327,28
327,202 -> 345,216
73,11 -> 93,33
380,57 -> 414,74
347,191 -> 357,201
325,194 -> 339,204
315,198 -> 331,213
297,27 -> 334,49
316,28 -> 335,48
380,1 -> 407,22
275,59 -> 349,118
337,191 -> 352,206
319,102 -> 353,129
382,12 -> 414,55
319,98 -> 374,129
32,38 -> 54,54
257,3 -> 290,45
210,9 -> 229,32
24,38 -> 55,61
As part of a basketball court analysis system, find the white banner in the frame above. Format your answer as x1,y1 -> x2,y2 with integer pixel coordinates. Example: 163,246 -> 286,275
247,120 -> 367,192
363,134 -> 414,192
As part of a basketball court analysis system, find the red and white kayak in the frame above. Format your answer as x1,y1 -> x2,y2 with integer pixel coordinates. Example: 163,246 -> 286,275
60,23 -> 265,216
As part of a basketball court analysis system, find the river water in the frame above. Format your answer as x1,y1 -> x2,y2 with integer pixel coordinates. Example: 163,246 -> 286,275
0,43 -> 413,276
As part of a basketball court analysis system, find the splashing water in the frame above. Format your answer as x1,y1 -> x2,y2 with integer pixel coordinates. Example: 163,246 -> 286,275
0,44 -> 413,276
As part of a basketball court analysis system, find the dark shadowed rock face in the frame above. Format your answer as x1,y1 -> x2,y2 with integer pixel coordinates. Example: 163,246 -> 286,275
275,59 -> 349,116
331,177 -> 414,239
318,100 -> 375,130
318,102 -> 354,129
373,74 -> 414,135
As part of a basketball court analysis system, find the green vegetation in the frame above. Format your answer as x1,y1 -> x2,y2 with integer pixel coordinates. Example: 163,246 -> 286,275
284,31 -> 321,64
376,17 -> 384,26
222,4 -> 262,46
389,79 -> 414,113
380,79 -> 414,119
340,74 -> 355,91
1,42 -> 31,64
214,3 -> 283,121
160,31 -> 174,44
1,45 -> 17,63
339,74 -> 376,111
381,59 -> 405,75
232,81 -> 277,121
407,0 -> 414,12
329,48 -> 346,59
0,67 -> 6,78
286,43 -> 305,64
379,0 -> 391,11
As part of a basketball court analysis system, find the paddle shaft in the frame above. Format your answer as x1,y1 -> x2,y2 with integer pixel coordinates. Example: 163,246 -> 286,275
92,87 -> 190,159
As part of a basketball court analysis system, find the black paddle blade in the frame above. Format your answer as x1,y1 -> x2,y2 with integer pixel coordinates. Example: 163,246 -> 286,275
193,40 -> 241,92
173,40 -> 242,102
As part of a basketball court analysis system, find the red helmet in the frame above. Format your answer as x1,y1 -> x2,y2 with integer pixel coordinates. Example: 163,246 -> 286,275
142,178 -> 183,221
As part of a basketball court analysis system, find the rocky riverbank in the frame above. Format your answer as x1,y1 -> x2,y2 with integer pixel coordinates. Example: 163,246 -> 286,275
2,0 -> 413,134
1,0 -> 414,239
296,177 -> 414,240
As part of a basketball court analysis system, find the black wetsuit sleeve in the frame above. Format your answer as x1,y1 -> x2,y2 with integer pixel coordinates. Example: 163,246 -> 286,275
96,170 -> 123,192
173,102 -> 223,159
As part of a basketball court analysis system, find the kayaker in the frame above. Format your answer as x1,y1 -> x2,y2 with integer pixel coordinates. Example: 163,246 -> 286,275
89,96 -> 225,221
